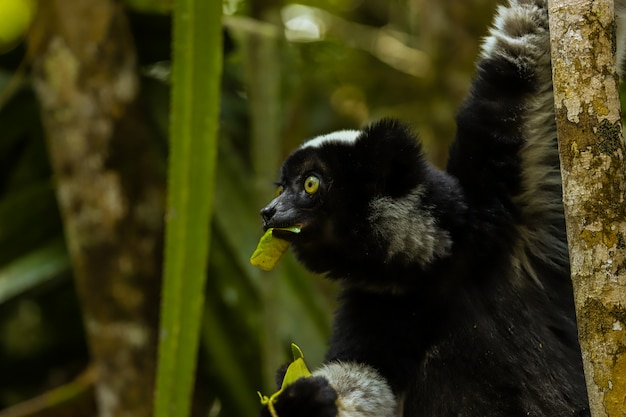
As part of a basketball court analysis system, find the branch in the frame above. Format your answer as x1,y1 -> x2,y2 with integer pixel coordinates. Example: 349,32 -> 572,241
548,1 -> 626,416
27,1 -> 165,416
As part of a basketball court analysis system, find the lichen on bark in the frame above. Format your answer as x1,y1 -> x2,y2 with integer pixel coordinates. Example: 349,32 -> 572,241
28,1 -> 165,416
548,1 -> 626,416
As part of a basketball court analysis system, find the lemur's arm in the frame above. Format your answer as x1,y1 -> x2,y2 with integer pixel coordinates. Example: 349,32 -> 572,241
448,0 -> 553,210
446,0 -> 569,285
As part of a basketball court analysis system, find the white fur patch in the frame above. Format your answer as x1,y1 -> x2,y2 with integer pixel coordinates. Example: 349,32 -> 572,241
480,0 -> 549,66
301,130 -> 361,149
313,362 -> 397,417
513,86 -> 569,286
368,187 -> 452,266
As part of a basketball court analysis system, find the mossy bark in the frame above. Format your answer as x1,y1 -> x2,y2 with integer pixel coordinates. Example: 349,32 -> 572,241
27,1 -> 164,416
548,1 -> 626,416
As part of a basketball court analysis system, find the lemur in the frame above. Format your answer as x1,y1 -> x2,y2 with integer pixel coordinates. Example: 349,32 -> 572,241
257,1 -> 625,415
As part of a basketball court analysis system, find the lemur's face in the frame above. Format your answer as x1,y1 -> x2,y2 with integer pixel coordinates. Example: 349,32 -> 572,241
259,131 -> 371,273
260,168 -> 325,237
260,147 -> 340,248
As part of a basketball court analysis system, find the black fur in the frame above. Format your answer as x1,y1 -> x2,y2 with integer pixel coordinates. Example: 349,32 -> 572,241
257,0 -> 611,416
260,377 -> 338,417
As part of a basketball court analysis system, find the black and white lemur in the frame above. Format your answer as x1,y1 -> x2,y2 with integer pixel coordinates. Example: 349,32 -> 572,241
258,0 -> 626,416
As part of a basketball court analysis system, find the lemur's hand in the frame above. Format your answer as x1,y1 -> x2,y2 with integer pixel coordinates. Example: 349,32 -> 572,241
259,376 -> 338,417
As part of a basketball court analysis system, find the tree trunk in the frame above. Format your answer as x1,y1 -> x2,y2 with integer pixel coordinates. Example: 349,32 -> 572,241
27,1 -> 164,417
548,1 -> 626,416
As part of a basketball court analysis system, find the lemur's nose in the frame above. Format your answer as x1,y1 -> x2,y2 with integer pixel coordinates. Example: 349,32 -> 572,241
260,205 -> 276,227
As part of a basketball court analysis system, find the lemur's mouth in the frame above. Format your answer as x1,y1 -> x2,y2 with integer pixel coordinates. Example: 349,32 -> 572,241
271,225 -> 302,242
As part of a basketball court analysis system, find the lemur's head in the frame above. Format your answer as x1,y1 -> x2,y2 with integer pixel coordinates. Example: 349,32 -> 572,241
259,119 -> 434,279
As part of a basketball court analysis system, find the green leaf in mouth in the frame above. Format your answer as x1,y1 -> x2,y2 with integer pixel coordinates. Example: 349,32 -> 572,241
249,227 -> 301,271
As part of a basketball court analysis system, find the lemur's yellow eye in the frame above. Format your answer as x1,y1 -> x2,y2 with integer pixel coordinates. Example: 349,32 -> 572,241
275,185 -> 284,197
304,176 -> 320,194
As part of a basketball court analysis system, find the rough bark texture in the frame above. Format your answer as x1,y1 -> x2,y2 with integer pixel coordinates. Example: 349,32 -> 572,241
27,1 -> 164,417
548,1 -> 626,416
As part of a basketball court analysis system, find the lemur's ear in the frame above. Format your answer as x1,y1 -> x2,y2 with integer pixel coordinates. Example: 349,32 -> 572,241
355,119 -> 428,198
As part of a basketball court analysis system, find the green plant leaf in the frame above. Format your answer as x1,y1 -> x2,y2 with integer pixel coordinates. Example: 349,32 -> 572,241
0,238 -> 69,304
250,227 -> 301,271
258,343 -> 312,417
280,343 -> 312,388
153,0 -> 222,415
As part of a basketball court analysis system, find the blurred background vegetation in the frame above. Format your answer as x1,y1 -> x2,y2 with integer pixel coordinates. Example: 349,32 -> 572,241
0,0 -> 498,416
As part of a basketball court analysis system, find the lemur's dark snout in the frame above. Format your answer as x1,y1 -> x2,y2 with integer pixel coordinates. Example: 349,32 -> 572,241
260,204 -> 276,229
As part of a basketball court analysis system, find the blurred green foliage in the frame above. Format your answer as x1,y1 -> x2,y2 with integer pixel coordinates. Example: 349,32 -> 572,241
0,0 -> 499,416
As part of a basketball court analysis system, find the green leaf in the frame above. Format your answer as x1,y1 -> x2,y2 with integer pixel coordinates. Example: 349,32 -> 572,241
280,344 -> 312,388
258,343 -> 312,412
0,238 -> 69,304
291,343 -> 305,360
153,0 -> 222,415
249,227 -> 301,272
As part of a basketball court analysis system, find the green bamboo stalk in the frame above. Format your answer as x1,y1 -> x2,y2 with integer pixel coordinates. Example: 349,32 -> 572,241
153,0 -> 222,415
